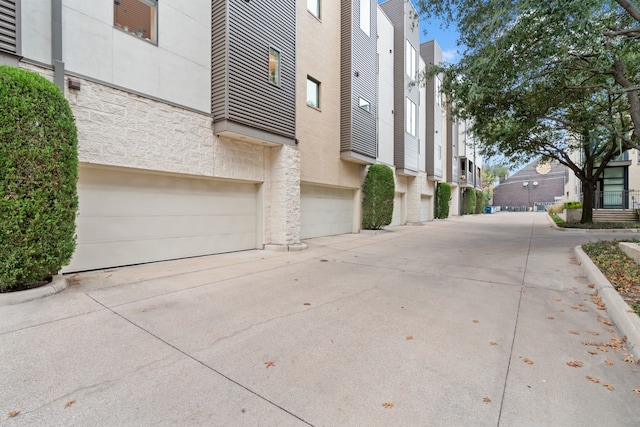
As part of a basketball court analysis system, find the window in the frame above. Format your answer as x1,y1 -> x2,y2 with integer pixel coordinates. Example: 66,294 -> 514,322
114,0 -> 158,44
405,40 -> 417,79
405,98 -> 416,136
359,97 -> 371,112
435,76 -> 443,106
269,48 -> 280,85
437,145 -> 442,160
307,0 -> 320,18
360,0 -> 370,36
307,77 -> 320,108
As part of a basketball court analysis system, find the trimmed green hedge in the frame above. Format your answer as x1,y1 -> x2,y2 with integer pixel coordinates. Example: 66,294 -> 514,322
435,182 -> 451,219
462,189 -> 476,215
362,164 -> 395,229
475,191 -> 488,214
564,201 -> 583,209
0,65 -> 78,290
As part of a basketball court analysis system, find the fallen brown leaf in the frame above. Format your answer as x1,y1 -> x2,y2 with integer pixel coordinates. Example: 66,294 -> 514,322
472,320 -> 480,324
589,331 -> 600,336
569,330 -> 580,335
624,355 -> 635,364
588,284 -> 595,288
633,388 -> 640,393
65,400 -> 75,408
319,259 -> 328,262
605,359 -> 614,366
523,358 -> 534,365
382,402 -> 394,409
547,316 -> 555,320
588,350 -> 598,355
598,346 -> 609,353
597,318 -> 614,326
603,383 -> 614,391
483,397 -> 491,403
490,341 -> 498,346
303,302 -> 311,306
8,411 -> 20,418
567,361 -> 583,367
264,361 -> 275,368
406,335 -> 414,340
587,376 -> 600,383
571,305 -> 580,310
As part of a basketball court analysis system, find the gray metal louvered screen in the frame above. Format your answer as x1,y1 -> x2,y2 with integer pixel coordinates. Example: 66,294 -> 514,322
0,0 -> 19,55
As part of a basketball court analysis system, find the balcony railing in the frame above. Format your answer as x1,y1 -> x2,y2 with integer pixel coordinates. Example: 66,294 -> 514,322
591,190 -> 640,210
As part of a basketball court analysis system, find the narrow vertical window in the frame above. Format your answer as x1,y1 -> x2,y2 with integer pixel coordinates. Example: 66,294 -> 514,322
360,0 -> 370,36
114,0 -> 158,44
269,48 -> 280,86
307,0 -> 320,18
307,77 -> 320,108
405,40 -> 417,79
406,98 -> 416,136
435,76 -> 443,106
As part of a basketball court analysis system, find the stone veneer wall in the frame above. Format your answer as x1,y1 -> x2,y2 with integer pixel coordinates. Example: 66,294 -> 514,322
20,62 -> 302,247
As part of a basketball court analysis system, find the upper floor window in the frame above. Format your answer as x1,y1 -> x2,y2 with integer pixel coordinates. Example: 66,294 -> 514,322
269,48 -> 280,86
359,97 -> 371,112
114,0 -> 158,44
406,98 -> 416,136
360,0 -> 370,36
435,76 -> 443,106
307,0 -> 320,18
406,40 -> 417,80
307,77 -> 320,108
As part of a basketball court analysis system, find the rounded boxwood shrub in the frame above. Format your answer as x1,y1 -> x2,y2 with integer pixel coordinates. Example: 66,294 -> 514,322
362,164 -> 395,229
435,182 -> 451,219
462,188 -> 476,215
0,65 -> 78,290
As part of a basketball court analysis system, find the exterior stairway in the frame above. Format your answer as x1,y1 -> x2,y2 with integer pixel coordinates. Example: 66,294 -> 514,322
592,209 -> 640,223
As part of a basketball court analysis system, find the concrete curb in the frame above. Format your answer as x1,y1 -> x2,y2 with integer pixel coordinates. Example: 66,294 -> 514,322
574,246 -> 640,360
0,275 -> 68,307
546,212 -> 640,233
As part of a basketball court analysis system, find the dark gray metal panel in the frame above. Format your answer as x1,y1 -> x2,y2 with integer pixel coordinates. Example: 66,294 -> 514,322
211,0 -> 296,141
340,0 -> 377,162
340,1 -> 353,153
0,0 -> 19,55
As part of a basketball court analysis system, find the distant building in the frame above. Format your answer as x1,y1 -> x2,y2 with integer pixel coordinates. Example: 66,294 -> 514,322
493,160 -> 565,210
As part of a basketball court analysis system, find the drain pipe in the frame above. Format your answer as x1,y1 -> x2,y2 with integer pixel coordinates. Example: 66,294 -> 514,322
52,0 -> 64,90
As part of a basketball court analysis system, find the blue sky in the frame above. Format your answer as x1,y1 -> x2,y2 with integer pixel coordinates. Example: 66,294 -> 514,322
377,1 -> 463,63
418,17 -> 462,63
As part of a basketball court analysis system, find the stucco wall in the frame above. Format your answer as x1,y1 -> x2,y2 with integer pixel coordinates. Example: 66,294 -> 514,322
21,0 -> 211,112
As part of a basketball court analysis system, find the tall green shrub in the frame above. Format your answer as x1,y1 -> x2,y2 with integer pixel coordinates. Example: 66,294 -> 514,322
362,164 -> 395,229
435,182 -> 451,219
0,65 -> 78,290
475,191 -> 488,214
462,189 -> 476,215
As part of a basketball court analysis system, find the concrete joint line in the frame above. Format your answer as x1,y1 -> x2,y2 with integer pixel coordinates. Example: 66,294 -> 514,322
85,295 -> 314,426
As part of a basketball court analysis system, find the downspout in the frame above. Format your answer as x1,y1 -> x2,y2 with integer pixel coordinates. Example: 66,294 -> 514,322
52,0 -> 64,90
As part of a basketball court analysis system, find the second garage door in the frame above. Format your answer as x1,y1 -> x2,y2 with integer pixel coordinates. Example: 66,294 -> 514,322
64,166 -> 259,272
301,185 -> 354,239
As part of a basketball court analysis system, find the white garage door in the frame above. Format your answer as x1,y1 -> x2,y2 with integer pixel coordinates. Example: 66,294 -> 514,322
64,166 -> 258,272
420,196 -> 432,222
391,192 -> 405,226
301,185 -> 354,239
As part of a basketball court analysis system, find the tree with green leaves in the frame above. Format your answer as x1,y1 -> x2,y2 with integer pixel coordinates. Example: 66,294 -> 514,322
416,0 -> 640,223
482,162 -> 509,198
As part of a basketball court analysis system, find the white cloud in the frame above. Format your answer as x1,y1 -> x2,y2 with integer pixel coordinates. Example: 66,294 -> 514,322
441,48 -> 460,63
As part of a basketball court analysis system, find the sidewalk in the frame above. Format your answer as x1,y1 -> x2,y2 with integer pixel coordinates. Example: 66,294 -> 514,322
2,212 -> 640,426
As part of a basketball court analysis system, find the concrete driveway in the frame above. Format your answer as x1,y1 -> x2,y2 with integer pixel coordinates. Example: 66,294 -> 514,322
2,212 -> 640,426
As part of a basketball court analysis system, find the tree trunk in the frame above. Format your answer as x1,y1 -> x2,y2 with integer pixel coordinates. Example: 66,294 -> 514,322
581,181 -> 596,223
